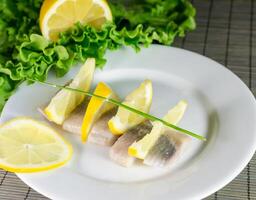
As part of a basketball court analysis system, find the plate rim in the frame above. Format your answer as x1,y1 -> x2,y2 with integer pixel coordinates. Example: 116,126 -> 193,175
0,44 -> 255,200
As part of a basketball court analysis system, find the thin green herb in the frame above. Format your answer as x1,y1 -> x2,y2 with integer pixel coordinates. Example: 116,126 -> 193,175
28,78 -> 206,141
0,0 -> 196,111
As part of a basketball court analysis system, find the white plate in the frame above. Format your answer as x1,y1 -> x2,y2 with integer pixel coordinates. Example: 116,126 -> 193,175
1,45 -> 256,200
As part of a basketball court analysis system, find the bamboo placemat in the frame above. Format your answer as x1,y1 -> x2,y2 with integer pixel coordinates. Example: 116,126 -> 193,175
0,0 -> 255,199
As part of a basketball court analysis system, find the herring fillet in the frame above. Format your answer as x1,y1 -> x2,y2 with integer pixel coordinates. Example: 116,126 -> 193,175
88,110 -> 119,146
62,103 -> 118,146
62,101 -> 89,135
110,121 -> 152,167
143,130 -> 190,167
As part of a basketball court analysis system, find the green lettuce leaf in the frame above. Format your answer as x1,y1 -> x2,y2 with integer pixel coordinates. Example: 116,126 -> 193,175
0,0 -> 196,111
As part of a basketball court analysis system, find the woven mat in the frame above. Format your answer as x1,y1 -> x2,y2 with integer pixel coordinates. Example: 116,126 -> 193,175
0,0 -> 255,199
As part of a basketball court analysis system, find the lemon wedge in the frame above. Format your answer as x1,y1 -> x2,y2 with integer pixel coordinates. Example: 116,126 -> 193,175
108,80 -> 153,135
40,0 -> 113,41
128,100 -> 188,159
44,58 -> 95,125
0,117 -> 72,173
81,82 -> 119,142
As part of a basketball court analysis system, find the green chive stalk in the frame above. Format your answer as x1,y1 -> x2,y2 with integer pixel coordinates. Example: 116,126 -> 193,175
28,78 -> 206,141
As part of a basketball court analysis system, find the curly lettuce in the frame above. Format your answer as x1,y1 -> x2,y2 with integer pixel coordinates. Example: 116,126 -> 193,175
0,0 -> 196,111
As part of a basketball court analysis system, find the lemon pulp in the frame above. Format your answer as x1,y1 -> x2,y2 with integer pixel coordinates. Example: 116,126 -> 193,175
40,0 -> 112,41
108,80 -> 153,135
44,58 -> 95,125
0,117 -> 73,173
128,100 -> 188,159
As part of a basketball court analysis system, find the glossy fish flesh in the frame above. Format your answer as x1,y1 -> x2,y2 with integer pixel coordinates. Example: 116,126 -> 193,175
110,121 -> 152,167
62,104 -> 117,146
88,110 -> 119,146
62,102 -> 88,135
143,130 -> 190,167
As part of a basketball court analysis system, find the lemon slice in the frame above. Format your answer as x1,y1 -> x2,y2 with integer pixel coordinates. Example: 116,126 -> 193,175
81,82 -> 119,142
0,117 -> 72,173
44,58 -> 95,125
108,80 -> 153,135
128,100 -> 188,159
40,0 -> 113,41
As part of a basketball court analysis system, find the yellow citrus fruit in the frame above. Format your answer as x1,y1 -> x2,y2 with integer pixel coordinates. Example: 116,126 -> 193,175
44,58 -> 95,125
40,0 -> 113,41
108,80 -> 153,135
0,117 -> 73,173
81,82 -> 119,142
128,100 -> 188,159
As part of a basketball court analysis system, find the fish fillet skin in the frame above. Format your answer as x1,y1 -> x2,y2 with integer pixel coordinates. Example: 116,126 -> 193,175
143,130 -> 190,167
110,121 -> 152,167
88,110 -> 119,146
62,103 -> 117,146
